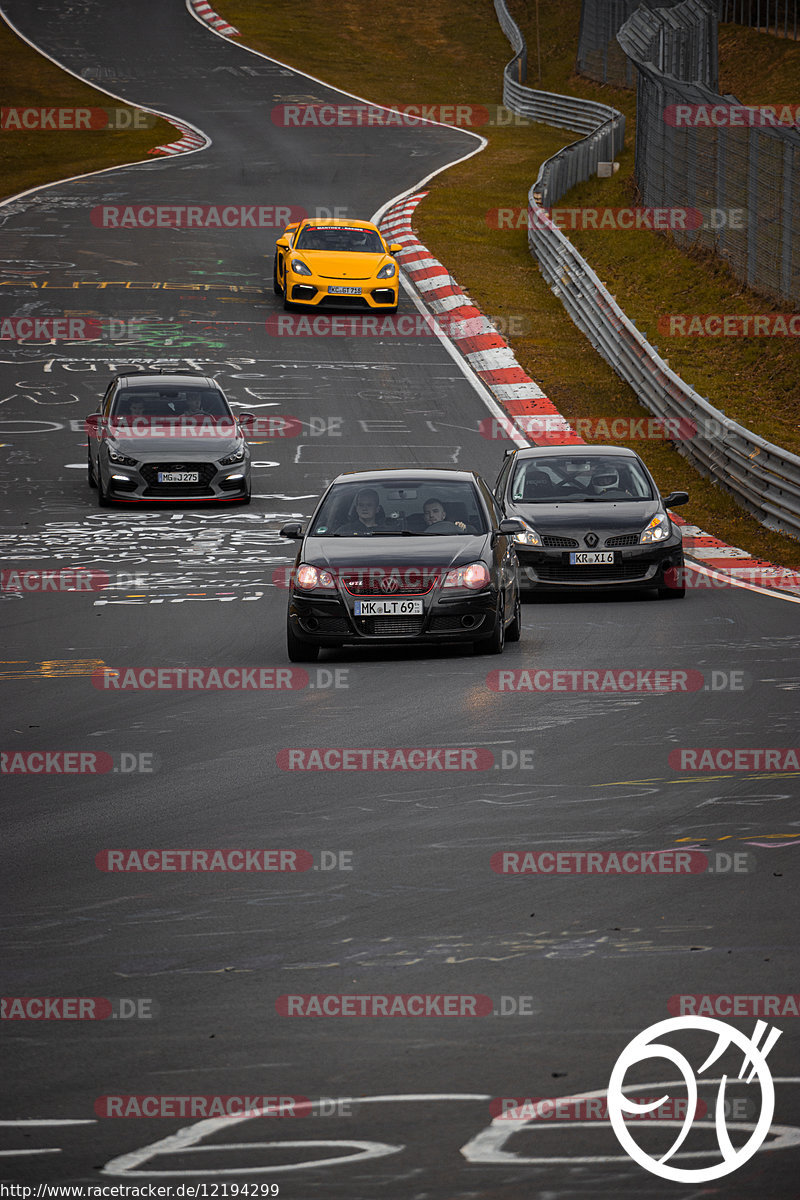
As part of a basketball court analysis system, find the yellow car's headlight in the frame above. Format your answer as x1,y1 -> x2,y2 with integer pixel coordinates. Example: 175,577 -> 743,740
376,262 -> 396,279
291,259 -> 312,276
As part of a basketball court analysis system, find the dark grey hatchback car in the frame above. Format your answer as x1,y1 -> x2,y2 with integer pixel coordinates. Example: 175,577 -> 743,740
280,468 -> 525,661
86,370 -> 253,506
494,445 -> 689,598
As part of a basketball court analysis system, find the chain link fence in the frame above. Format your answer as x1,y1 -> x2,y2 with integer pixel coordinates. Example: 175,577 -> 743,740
619,0 -> 800,306
493,0 -> 800,540
578,0 -> 798,90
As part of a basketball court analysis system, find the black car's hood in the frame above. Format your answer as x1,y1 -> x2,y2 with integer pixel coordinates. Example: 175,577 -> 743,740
511,498 -> 661,534
303,534 -> 487,571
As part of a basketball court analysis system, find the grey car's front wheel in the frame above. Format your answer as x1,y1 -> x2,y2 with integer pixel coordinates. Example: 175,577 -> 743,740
96,467 -> 111,507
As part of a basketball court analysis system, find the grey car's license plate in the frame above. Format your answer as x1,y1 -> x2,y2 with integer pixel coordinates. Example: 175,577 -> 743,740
328,286 -> 361,295
158,471 -> 200,483
355,599 -> 423,616
570,551 -> 615,564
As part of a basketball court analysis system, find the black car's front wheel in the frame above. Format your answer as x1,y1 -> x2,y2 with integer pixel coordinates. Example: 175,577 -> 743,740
87,449 -> 97,488
287,618 -> 320,663
657,559 -> 686,599
506,590 -> 521,642
474,597 -> 505,655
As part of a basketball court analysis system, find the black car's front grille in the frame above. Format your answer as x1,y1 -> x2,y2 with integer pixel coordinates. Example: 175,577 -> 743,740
360,616 -> 425,636
535,562 -> 653,583
342,574 -> 437,596
542,534 -> 579,548
605,533 -> 640,547
141,462 -> 217,496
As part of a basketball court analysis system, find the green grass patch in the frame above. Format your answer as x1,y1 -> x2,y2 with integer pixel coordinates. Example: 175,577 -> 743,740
0,17 -> 176,199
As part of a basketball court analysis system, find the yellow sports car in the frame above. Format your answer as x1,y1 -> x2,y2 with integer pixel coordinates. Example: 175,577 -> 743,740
273,218 -> 403,313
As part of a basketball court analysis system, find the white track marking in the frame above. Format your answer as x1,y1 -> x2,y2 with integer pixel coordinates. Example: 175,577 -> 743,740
103,1094 -> 487,1176
684,560 -> 800,605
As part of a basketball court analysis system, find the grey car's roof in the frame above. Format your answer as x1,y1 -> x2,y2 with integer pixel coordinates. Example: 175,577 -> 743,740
513,444 -> 642,459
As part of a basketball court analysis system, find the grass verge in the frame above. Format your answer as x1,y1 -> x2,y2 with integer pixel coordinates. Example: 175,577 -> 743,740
0,16 -> 177,200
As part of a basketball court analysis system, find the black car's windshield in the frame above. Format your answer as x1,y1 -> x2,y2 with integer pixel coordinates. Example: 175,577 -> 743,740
295,226 -> 385,253
310,480 -> 488,537
511,456 -> 654,503
110,388 -> 232,419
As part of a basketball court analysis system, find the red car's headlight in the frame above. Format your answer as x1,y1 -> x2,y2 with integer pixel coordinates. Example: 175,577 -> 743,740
295,564 -> 336,591
442,563 -> 490,590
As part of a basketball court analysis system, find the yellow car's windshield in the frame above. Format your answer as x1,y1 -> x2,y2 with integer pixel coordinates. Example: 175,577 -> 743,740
295,226 -> 384,253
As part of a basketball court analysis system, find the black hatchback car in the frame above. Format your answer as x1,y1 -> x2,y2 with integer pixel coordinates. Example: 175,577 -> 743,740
494,445 -> 688,598
280,468 -> 525,660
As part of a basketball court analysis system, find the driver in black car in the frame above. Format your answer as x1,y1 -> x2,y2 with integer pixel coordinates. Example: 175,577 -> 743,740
422,497 -> 475,534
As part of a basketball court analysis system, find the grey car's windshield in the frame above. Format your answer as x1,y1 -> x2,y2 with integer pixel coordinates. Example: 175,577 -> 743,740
294,226 -> 385,253
511,456 -> 654,503
310,480 -> 488,536
110,388 -> 231,418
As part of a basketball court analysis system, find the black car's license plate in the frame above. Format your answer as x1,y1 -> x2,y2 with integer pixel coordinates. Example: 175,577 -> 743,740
354,599 -> 423,616
569,551 -> 615,564
158,471 -> 200,483
328,286 -> 361,295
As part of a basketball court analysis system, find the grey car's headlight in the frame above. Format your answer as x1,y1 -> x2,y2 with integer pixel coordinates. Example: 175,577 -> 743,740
291,259 -> 312,275
376,262 -> 396,279
640,512 -> 671,543
513,526 -> 542,546
107,445 -> 137,466
220,442 -> 246,465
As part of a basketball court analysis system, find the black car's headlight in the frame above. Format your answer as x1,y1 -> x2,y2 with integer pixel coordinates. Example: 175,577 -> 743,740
376,262 -> 396,279
107,445 -> 137,466
442,563 -> 490,590
295,564 -> 336,591
291,259 -> 312,276
640,512 -> 671,543
220,442 -> 246,465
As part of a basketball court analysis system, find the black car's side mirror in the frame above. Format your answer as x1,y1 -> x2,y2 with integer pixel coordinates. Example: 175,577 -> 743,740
663,491 -> 689,507
492,517 -> 525,544
237,411 -> 257,433
280,521 -> 305,540
84,414 -> 100,436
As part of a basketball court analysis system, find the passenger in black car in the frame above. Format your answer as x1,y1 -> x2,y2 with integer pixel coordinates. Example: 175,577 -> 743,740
335,488 -> 390,535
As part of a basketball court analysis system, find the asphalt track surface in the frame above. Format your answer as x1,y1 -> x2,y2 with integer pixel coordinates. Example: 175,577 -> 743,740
1,2 -> 799,1195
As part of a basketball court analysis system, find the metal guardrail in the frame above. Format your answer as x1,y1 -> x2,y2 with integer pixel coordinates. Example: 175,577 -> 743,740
494,0 -> 800,540
493,0 -> 625,210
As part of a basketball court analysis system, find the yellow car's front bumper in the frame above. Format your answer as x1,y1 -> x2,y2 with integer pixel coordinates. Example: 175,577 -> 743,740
286,275 -> 398,309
